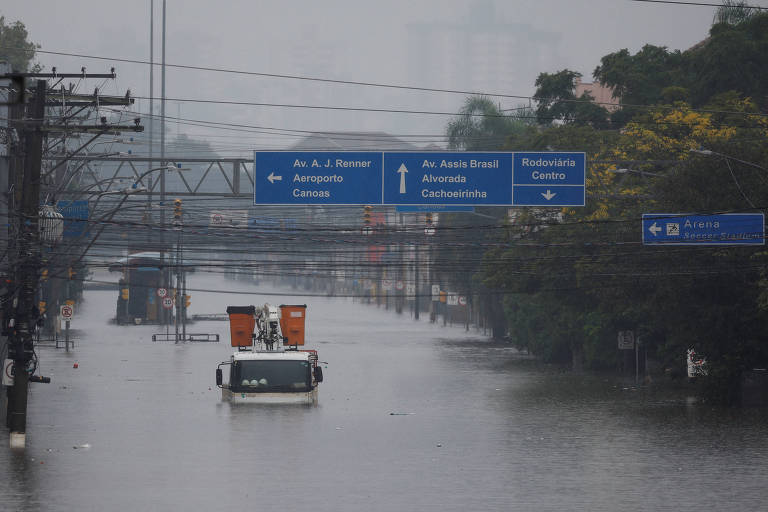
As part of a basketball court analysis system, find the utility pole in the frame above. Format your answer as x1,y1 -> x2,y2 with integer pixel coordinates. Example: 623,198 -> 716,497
2,69 -> 140,448
6,80 -> 46,449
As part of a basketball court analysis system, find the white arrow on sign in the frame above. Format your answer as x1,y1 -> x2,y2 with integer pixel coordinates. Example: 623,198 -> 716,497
541,190 -> 557,201
397,163 -> 408,194
267,172 -> 283,184
648,222 -> 662,236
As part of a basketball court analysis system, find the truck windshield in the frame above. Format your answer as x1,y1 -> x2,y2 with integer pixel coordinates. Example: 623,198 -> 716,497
231,360 -> 311,392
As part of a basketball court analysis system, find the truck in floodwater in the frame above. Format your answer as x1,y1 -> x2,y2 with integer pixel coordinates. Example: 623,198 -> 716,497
215,304 -> 323,404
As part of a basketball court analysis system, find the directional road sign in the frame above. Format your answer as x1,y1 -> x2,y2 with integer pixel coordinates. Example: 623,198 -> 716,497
512,152 -> 586,207
253,151 -> 586,207
383,152 -> 513,206
254,151 -> 383,205
642,213 -> 765,245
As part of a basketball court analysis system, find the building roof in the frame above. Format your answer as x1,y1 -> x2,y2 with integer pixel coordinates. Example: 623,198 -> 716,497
287,132 -> 418,151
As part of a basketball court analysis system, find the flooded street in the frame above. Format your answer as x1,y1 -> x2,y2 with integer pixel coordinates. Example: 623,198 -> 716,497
3,274 -> 768,511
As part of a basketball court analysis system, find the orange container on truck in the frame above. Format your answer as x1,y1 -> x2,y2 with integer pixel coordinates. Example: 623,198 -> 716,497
226,305 -> 256,348
279,304 -> 307,346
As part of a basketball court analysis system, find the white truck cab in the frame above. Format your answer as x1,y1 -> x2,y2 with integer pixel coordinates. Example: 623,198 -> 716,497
216,304 -> 323,404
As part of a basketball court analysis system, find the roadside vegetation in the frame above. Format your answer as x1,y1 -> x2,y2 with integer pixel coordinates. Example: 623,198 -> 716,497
442,8 -> 768,404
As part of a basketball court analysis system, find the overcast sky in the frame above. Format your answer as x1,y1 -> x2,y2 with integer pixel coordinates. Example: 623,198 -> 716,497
4,0 -> 763,153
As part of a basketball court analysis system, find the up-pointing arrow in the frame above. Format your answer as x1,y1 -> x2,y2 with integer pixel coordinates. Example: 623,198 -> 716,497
397,163 -> 408,194
267,172 -> 282,184
541,189 -> 556,201
648,222 -> 662,236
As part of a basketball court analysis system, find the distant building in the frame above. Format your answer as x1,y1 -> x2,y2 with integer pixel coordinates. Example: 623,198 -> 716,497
573,76 -> 619,112
287,131 -> 418,151
405,1 -> 560,97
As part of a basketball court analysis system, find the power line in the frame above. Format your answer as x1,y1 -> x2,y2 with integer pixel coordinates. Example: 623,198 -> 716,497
5,46 -> 768,119
628,0 -> 768,9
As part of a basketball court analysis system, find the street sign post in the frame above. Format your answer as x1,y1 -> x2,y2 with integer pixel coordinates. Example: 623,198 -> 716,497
642,213 -> 765,245
60,304 -> 74,351
253,151 -> 586,207
60,304 -> 74,321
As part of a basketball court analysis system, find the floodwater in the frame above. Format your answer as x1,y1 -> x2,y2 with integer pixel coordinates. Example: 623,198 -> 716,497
2,274 -> 768,511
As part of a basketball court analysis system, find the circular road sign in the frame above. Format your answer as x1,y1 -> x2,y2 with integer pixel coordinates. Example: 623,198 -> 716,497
156,287 -> 168,298
396,280 -> 405,291
162,297 -> 174,310
60,305 -> 73,319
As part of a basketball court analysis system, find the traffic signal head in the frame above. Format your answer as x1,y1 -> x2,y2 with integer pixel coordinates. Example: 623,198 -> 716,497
425,213 -> 433,226
363,205 -> 372,225
173,199 -> 182,220
184,295 -> 191,308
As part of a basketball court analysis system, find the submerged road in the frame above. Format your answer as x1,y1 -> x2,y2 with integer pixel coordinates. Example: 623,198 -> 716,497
2,274 -> 768,511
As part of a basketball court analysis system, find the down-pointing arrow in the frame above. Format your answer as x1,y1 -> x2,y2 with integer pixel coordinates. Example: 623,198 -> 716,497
648,222 -> 662,236
267,172 -> 282,184
541,190 -> 556,201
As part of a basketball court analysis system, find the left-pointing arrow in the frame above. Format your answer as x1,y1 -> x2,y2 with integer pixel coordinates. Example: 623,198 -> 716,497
648,222 -> 662,236
267,172 -> 283,184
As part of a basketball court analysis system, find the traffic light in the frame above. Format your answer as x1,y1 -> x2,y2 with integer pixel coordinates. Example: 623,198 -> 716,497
184,295 -> 191,308
68,267 -> 75,280
121,288 -> 129,300
173,198 -> 183,224
362,205 -> 373,235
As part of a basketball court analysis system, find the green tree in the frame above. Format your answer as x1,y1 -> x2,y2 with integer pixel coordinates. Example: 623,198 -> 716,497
446,96 -> 533,151
533,69 -> 610,128
0,15 -> 41,72
713,0 -> 758,25
688,12 -> 768,107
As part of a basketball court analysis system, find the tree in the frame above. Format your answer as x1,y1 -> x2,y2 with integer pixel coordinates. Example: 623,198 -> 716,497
688,12 -> 768,107
446,96 -> 533,151
0,15 -> 41,72
533,69 -> 610,128
713,0 -> 758,25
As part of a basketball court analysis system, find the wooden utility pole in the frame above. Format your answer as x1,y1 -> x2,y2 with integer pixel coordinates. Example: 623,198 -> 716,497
6,80 -> 46,449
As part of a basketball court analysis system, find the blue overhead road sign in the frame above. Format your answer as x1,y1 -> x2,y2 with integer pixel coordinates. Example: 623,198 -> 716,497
254,151 -> 383,205
383,152 -> 513,206
512,152 -> 585,206
642,213 -> 765,245
253,151 -> 586,207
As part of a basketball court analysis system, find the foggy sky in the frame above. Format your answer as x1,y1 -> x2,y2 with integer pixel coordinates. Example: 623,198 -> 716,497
2,0 -> 753,153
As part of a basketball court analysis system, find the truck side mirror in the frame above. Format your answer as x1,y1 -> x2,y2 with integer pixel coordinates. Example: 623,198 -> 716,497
216,368 -> 223,386
313,366 -> 323,383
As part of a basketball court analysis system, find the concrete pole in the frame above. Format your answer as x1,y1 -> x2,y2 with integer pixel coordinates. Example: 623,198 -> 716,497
7,81 -> 46,449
